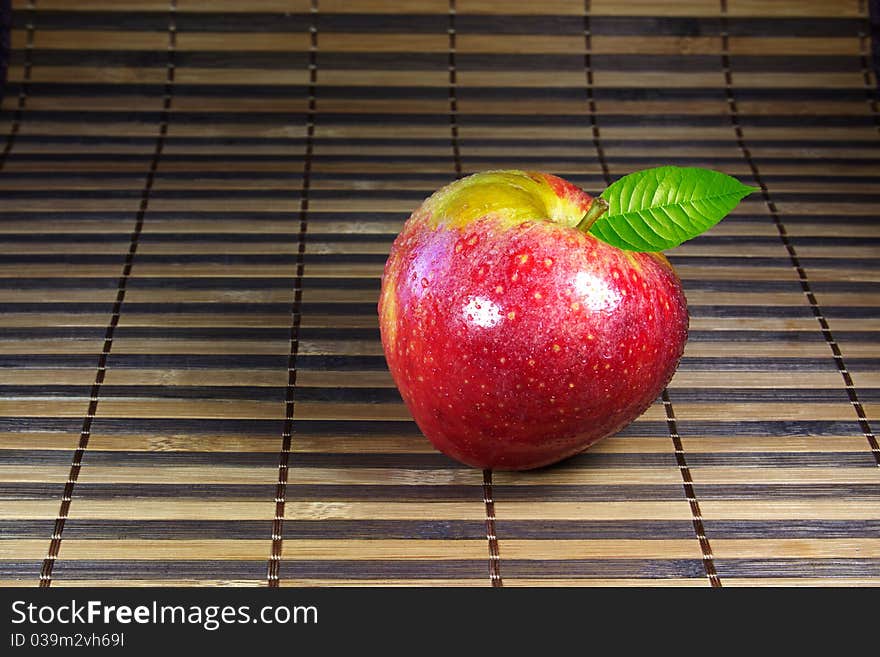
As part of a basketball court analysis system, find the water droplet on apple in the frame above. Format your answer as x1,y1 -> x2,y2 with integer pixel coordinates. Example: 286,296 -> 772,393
462,296 -> 503,328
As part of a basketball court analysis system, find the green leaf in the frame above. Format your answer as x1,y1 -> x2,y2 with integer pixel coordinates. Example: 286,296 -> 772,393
589,166 -> 756,252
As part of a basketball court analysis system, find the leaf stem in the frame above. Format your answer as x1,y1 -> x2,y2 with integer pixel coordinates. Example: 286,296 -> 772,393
575,197 -> 609,232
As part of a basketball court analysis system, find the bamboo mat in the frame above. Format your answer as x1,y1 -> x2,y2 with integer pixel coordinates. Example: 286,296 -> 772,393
0,0 -> 879,588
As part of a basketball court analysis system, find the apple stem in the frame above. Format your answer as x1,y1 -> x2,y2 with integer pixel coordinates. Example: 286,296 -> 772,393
575,197 -> 609,233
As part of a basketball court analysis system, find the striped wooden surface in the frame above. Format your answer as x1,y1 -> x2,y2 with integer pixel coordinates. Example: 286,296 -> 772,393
0,0 -> 879,587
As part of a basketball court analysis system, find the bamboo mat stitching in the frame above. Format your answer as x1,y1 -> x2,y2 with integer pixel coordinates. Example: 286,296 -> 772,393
720,0 -> 880,469
481,469 -> 502,586
448,0 -> 503,588
37,0 -> 179,588
268,0 -> 320,588
0,0 -> 8,105
582,1 -> 610,185
662,390 -> 721,587
447,0 -> 463,180
0,0 -> 30,171
584,0 -> 721,587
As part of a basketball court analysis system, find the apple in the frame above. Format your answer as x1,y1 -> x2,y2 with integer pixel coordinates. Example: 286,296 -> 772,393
378,170 -> 688,470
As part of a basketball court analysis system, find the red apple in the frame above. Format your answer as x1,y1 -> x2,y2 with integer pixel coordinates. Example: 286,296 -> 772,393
378,171 -> 688,470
